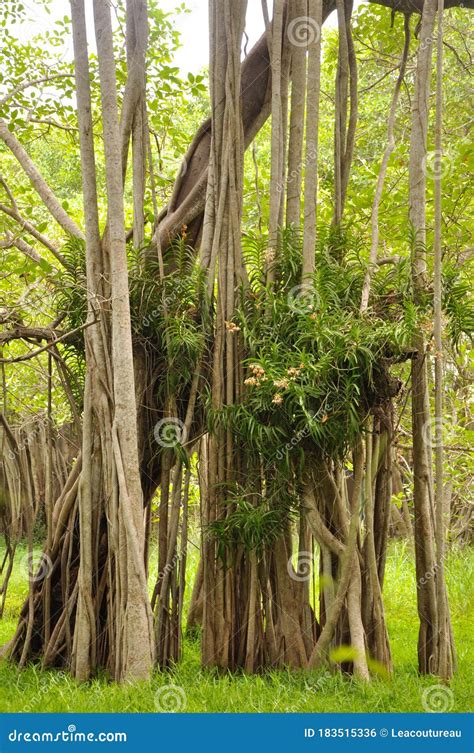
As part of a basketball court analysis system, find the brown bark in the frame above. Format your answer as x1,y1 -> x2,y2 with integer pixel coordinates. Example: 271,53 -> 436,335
302,0 -> 323,277
408,0 -> 455,677
8,0 -> 155,683
201,0 -> 248,670
285,0 -> 307,227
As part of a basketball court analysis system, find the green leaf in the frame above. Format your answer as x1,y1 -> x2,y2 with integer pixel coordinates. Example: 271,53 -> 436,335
330,645 -> 361,664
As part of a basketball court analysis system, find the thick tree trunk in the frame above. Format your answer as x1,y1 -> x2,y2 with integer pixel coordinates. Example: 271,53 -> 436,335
201,0 -> 248,670
9,0 -> 154,683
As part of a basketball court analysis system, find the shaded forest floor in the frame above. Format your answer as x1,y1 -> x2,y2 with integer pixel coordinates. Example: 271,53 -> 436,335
0,541 -> 472,713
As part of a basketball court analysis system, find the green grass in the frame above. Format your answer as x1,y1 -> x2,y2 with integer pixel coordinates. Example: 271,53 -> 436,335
0,541 -> 472,713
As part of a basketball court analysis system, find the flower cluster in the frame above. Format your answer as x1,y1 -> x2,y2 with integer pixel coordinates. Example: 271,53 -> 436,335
244,363 -> 307,406
273,378 -> 289,389
225,320 -> 241,333
244,363 -> 267,387
287,363 -> 304,378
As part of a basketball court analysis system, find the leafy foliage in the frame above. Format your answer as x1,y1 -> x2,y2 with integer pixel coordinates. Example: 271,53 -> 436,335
207,225 -> 474,552
442,257 -> 474,347
129,237 -> 208,392
216,228 -> 416,464
208,483 -> 299,556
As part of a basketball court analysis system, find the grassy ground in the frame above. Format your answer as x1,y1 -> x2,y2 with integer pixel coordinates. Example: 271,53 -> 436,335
0,541 -> 472,713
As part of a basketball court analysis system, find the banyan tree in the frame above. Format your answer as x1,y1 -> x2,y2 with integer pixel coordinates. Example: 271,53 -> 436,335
0,0 -> 472,683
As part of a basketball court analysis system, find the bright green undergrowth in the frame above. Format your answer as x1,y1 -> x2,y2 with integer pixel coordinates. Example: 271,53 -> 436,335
0,541 -> 472,713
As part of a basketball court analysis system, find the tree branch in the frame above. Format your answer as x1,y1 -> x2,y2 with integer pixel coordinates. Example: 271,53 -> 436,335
28,118 -> 79,134
0,326 -> 64,345
0,120 -> 85,241
0,174 -> 18,209
0,74 -> 74,109
0,233 -> 42,263
0,319 -> 96,364
0,202 -> 66,265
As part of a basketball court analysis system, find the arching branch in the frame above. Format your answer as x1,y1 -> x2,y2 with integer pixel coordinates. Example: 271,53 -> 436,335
0,233 -> 42,263
0,319 -> 97,364
0,74 -> 74,109
0,202 -> 66,265
0,120 -> 85,241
